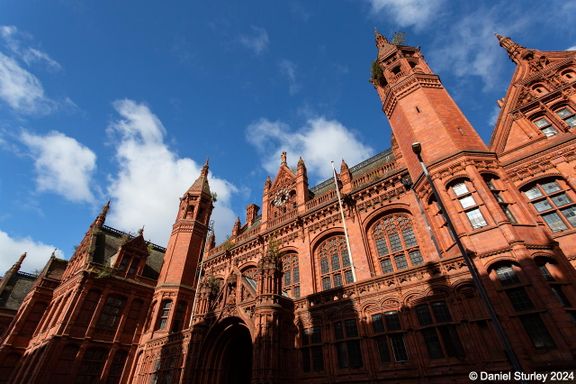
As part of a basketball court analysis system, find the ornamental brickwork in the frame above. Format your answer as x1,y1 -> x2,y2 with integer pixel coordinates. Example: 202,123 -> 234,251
0,34 -> 576,383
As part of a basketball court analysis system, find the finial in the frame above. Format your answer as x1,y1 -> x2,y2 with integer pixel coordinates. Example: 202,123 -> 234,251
495,33 -> 528,64
374,28 -> 389,48
281,151 -> 287,165
138,226 -> 144,236
50,249 -> 57,258
17,252 -> 27,266
201,159 -> 209,177
95,200 -> 110,228
297,156 -> 305,168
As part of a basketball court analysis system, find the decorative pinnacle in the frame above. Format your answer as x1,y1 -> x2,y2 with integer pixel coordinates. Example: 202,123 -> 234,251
297,156 -> 305,168
281,151 -> 287,165
495,33 -> 527,64
95,200 -> 110,227
138,226 -> 144,236
201,159 -> 209,177
16,252 -> 27,267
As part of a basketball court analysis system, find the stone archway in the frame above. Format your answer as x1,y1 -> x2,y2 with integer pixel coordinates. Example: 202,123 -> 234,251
198,317 -> 253,384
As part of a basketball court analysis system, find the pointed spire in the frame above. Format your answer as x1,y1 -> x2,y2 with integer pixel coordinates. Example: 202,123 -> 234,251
264,175 -> 272,190
340,159 -> 351,186
232,217 -> 241,237
297,156 -> 307,175
94,200 -> 110,228
201,158 -> 209,177
187,161 -> 211,195
374,28 -> 396,59
496,33 -> 528,64
138,226 -> 144,236
15,252 -> 26,270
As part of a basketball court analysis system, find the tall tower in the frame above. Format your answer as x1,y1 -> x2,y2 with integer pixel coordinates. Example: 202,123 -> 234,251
371,31 -> 487,181
142,161 -> 213,340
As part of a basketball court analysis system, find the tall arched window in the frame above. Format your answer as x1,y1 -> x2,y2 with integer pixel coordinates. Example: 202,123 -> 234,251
317,236 -> 352,291
449,179 -> 488,229
282,253 -> 300,298
372,214 -> 423,274
522,178 -> 576,232
156,300 -> 172,330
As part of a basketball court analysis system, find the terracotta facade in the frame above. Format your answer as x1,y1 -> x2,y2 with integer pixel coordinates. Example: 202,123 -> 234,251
1,34 -> 576,383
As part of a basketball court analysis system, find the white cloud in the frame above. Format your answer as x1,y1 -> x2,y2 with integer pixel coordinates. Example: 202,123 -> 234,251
0,52 -> 52,114
0,229 -> 62,274
428,5 -> 528,91
106,99 -> 238,246
0,25 -> 61,71
246,117 -> 374,181
488,105 -> 501,127
367,0 -> 445,28
21,131 -> 97,203
278,59 -> 301,95
238,26 -> 269,55
567,45 -> 576,51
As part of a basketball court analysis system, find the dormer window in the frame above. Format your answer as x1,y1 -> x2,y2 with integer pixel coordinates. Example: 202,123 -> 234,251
532,117 -> 557,137
555,107 -> 576,127
391,66 -> 401,75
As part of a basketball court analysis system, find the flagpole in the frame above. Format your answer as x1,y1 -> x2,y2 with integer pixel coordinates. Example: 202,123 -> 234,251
331,161 -> 357,282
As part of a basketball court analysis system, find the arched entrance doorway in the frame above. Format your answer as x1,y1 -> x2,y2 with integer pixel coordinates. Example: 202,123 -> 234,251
198,317 -> 253,384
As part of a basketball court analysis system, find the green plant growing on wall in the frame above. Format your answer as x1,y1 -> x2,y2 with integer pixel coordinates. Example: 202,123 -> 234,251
206,275 -> 221,298
371,60 -> 386,87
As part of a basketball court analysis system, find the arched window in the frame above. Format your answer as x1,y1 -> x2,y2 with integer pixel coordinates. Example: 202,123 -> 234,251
483,174 -> 517,223
522,178 -> 576,232
554,106 -> 576,127
97,295 -> 126,331
532,116 -> 558,137
282,253 -> 300,298
535,258 -> 572,308
156,300 -> 172,330
317,236 -> 352,291
561,69 -> 575,81
531,83 -> 548,95
372,214 -> 423,275
449,179 -> 488,229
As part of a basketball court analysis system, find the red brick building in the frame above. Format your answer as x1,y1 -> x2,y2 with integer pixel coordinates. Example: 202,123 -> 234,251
1,33 -> 576,383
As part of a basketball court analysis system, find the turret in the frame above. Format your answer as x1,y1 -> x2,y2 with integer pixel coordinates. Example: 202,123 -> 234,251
371,30 -> 487,180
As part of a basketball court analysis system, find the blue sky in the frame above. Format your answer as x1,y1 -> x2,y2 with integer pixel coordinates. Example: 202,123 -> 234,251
1,0 -> 575,273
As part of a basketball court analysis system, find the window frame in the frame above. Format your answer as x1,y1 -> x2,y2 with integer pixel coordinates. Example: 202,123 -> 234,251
522,178 -> 576,233
414,301 -> 464,360
317,236 -> 353,291
282,253 -> 300,298
449,180 -> 488,230
371,214 -> 424,275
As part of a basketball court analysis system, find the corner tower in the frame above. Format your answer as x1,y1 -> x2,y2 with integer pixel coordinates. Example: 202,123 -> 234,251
371,31 -> 487,180
142,161 -> 213,339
